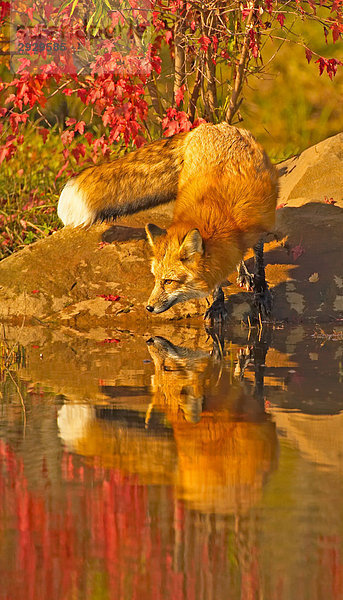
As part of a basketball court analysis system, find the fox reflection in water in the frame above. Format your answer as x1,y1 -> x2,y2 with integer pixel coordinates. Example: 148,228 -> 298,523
58,332 -> 278,514
146,334 -> 278,513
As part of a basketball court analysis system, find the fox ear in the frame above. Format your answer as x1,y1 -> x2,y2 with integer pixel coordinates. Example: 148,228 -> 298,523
179,229 -> 204,261
145,223 -> 167,248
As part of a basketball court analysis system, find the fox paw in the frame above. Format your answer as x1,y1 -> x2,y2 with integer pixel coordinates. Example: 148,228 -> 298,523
237,271 -> 255,291
204,299 -> 228,325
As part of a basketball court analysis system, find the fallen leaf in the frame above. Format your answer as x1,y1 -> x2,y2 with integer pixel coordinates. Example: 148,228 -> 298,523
309,272 -> 319,283
31,289 -> 40,294
276,203 -> 287,210
323,196 -> 337,205
97,294 -> 120,301
98,338 -> 120,344
291,242 -> 305,261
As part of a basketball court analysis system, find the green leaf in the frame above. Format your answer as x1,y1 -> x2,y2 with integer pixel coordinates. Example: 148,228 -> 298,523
58,0 -> 76,14
91,2 -> 105,36
86,11 -> 95,31
24,231 -> 35,244
70,0 -> 80,16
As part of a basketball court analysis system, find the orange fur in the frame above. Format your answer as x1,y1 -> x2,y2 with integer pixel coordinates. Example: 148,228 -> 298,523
146,126 -> 279,314
58,122 -> 277,229
58,121 -> 279,315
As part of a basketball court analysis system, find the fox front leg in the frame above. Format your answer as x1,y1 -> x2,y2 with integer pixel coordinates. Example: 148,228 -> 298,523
204,285 -> 228,326
252,240 -> 272,320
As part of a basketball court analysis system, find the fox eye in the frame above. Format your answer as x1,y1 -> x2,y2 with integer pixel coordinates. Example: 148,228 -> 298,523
164,279 -> 174,286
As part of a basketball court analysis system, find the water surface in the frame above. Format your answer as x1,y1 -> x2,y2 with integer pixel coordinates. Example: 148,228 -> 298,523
1,324 -> 343,600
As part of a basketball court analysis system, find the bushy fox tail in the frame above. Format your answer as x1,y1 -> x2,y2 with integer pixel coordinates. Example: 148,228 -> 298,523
57,131 -> 188,227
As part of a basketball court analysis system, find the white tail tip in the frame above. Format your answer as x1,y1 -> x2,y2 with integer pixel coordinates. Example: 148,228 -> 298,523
57,179 -> 93,227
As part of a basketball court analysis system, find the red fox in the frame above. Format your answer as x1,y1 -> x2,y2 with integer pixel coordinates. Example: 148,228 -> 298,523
58,122 -> 279,321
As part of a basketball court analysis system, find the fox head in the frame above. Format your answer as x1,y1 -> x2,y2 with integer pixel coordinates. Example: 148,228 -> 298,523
145,223 -> 210,314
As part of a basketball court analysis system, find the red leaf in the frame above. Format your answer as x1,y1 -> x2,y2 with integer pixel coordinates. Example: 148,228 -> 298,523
99,338 -> 120,344
277,13 -> 285,27
276,203 -> 287,210
75,120 -> 85,134
175,84 -> 185,107
305,48 -> 312,63
38,127 -> 49,143
165,30 -> 173,45
331,22 -> 342,43
97,294 -> 120,301
323,196 -> 337,205
31,289 -> 40,294
61,129 -> 74,145
198,35 -> 211,51
291,242 -> 305,261
315,57 -> 326,75
84,132 -> 94,146
133,135 -> 147,148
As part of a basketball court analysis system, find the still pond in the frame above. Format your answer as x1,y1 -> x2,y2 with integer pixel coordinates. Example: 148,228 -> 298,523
0,323 -> 343,600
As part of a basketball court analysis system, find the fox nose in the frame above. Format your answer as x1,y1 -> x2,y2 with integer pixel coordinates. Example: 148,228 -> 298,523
146,305 -> 154,313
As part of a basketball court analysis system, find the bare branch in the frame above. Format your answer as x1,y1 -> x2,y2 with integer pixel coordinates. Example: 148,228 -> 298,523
188,61 -> 203,121
225,2 -> 257,124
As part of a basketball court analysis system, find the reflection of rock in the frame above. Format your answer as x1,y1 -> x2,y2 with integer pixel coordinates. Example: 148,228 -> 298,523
271,410 -> 343,473
0,134 -> 342,325
12,325 -> 212,406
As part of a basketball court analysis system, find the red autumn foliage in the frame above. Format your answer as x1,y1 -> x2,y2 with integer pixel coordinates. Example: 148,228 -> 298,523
0,0 -> 341,175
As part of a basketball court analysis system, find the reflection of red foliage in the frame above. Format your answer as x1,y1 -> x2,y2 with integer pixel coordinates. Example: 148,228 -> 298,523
1,439 -> 342,600
1,441 -> 204,600
319,536 -> 343,599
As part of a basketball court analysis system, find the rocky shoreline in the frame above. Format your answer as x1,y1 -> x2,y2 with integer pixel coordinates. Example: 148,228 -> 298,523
0,133 -> 342,327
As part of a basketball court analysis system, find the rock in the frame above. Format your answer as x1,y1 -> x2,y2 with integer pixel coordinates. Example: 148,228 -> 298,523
0,133 -> 342,326
278,132 -> 343,208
